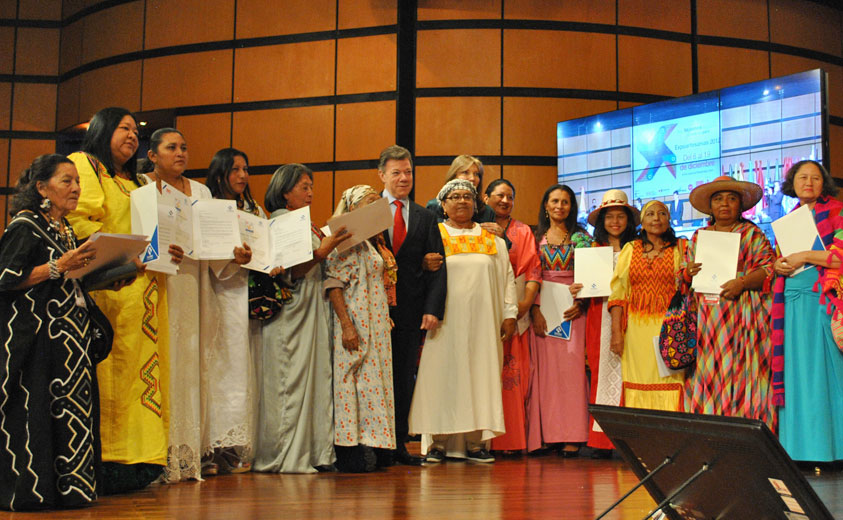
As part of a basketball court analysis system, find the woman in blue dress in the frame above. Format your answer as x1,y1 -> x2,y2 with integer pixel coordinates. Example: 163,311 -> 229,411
772,160 -> 843,462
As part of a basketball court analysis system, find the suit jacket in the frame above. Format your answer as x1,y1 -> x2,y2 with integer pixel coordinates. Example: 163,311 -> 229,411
384,201 -> 447,328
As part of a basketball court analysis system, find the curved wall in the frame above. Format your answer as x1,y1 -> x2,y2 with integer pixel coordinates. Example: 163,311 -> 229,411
1,0 -> 841,226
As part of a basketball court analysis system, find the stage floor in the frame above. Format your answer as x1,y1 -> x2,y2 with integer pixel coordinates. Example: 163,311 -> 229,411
3,447 -> 841,519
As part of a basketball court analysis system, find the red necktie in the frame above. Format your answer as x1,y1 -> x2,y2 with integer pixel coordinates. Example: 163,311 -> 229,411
392,199 -> 406,253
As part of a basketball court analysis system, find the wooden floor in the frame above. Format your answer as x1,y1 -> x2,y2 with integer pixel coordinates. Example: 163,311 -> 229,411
3,447 -> 841,519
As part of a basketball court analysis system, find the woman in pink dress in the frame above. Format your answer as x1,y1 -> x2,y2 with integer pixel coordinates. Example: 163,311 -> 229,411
527,184 -> 592,456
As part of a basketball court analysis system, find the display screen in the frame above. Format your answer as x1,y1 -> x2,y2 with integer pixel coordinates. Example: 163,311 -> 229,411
557,69 -> 826,238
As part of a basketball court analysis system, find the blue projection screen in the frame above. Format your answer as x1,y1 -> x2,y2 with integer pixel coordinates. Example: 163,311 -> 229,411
557,69 -> 827,236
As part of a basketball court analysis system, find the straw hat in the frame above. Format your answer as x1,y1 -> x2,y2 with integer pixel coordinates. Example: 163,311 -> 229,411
688,175 -> 763,215
587,189 -> 641,226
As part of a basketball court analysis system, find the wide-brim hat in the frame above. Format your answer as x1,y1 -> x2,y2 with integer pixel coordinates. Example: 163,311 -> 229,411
689,175 -> 763,215
587,189 -> 641,226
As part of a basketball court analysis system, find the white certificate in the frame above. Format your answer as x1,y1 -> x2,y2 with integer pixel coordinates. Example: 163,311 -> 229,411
66,232 -> 149,279
159,182 -> 195,258
539,281 -> 574,333
772,204 -> 825,276
238,206 -> 313,272
191,199 -> 241,260
692,229 -> 740,295
130,182 -> 178,274
269,206 -> 313,268
574,246 -> 613,298
327,197 -> 392,252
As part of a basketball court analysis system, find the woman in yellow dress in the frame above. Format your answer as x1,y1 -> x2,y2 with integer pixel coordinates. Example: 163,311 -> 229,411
67,107 -> 182,493
608,200 -> 686,411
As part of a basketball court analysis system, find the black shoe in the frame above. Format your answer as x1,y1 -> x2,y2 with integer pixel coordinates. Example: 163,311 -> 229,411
424,448 -> 446,464
393,445 -> 423,466
466,448 -> 495,464
590,449 -> 613,460
334,445 -> 377,473
375,448 -> 394,468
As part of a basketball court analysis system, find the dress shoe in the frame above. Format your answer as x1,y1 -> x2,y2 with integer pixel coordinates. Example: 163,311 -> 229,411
394,445 -> 423,466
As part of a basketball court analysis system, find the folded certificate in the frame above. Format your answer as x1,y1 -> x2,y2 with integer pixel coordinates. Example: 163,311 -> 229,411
772,204 -> 825,275
131,182 -> 178,274
692,229 -> 740,295
238,206 -> 313,272
574,246 -> 613,298
66,232 -> 149,279
327,197 -> 392,252
539,281 -> 574,334
131,182 -> 242,265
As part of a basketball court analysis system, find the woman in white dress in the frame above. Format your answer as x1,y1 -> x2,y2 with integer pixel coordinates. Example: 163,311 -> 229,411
203,148 -> 270,473
409,179 -> 517,464
143,129 -> 251,480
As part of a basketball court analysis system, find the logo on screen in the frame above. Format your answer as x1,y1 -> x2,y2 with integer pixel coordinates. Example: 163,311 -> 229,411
637,123 -> 677,181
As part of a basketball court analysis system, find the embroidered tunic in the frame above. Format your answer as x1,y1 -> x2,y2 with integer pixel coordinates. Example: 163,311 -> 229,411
409,223 -> 517,456
609,240 -> 686,411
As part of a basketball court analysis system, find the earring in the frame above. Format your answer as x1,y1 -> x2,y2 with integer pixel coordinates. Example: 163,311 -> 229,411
443,210 -> 448,219
545,209 -> 549,220
40,197 -> 51,211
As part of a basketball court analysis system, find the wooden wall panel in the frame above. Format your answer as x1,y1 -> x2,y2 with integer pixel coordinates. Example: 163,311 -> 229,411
79,61 -> 141,121
145,0 -> 234,49
770,0 -> 843,57
57,75 -> 80,130
0,28 -> 14,74
62,0 -> 98,19
176,113 -> 232,172
333,169 -> 384,207
417,29 -> 500,88
337,34 -> 397,94
503,97 -> 616,156
771,54 -> 843,117
338,0 -> 396,28
0,83 -> 10,130
697,45 -> 769,92
19,0 -> 62,20
0,139 -> 9,186
502,165 -> 559,226
232,105 -> 334,166
143,50 -> 232,110
697,0 -> 768,40
9,139 -> 55,186
335,101 -> 396,162
415,97 -> 501,156
418,0 -> 501,21
414,165 -> 444,207
503,30 -> 616,91
619,0 -> 690,33
60,19 -> 83,74
311,169 -> 334,226
504,0 -> 615,24
618,36 -> 692,97
15,28 -> 59,75
12,84 -> 56,131
0,3 -> 16,18
234,41 -> 335,103
82,2 -> 144,65
236,0 -> 335,39
245,171 -> 271,216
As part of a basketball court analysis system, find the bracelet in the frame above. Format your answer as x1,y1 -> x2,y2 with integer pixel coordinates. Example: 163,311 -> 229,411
49,259 -> 61,280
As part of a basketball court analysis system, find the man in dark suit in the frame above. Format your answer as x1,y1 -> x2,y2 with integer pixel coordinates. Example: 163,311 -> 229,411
378,145 -> 447,466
